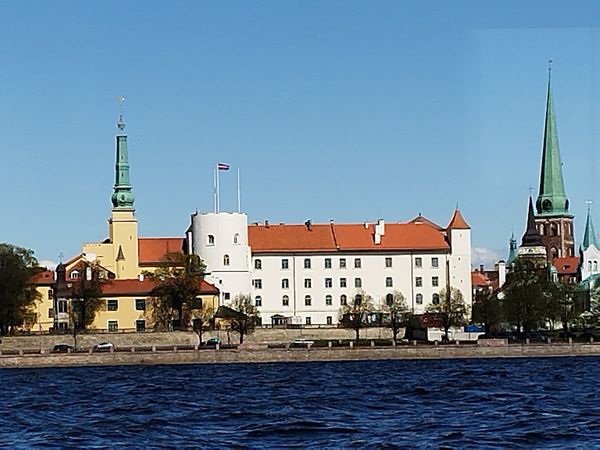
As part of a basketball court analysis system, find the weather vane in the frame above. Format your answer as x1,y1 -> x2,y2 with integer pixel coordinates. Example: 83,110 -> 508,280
117,95 -> 126,132
528,185 -> 534,197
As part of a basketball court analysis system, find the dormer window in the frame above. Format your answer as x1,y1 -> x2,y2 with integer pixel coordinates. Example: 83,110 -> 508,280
207,235 -> 215,246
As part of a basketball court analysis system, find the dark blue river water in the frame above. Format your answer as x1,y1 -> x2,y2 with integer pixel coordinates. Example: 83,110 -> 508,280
0,357 -> 599,447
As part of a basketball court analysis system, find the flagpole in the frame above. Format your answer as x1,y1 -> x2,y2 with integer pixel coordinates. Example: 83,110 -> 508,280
216,163 -> 220,213
237,167 -> 241,213
213,168 -> 217,213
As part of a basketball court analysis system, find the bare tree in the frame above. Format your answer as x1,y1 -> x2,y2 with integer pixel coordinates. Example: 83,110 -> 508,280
381,290 -> 409,344
228,294 -> 260,344
340,289 -> 374,343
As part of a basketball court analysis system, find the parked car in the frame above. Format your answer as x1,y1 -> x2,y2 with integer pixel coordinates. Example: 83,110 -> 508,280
524,332 -> 548,343
93,342 -> 114,351
52,344 -> 74,353
203,337 -> 221,347
290,338 -> 315,348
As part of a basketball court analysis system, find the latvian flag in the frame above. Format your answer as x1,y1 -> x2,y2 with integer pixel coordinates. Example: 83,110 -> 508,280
217,163 -> 230,171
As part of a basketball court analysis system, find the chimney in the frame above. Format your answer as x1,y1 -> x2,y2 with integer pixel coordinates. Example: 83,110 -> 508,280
498,260 -> 506,287
480,264 -> 484,273
375,219 -> 385,236
265,220 -> 269,228
374,234 -> 381,245
364,222 -> 369,229
305,220 -> 312,231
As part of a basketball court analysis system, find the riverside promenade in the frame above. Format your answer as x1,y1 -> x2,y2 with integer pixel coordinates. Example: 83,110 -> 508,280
2,341 -> 600,369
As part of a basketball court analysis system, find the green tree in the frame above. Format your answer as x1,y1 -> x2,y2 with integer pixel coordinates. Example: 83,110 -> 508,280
228,294 -> 260,344
0,244 -> 41,336
426,287 -> 467,343
340,289 -> 375,343
548,282 -> 584,338
503,258 -> 552,337
144,252 -> 206,330
70,263 -> 107,332
472,288 -> 503,336
381,290 -> 409,344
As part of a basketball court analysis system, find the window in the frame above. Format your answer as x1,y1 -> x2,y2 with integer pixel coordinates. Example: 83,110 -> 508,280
340,278 -> 347,288
107,299 -> 118,311
305,295 -> 312,306
304,258 -> 311,269
325,295 -> 332,306
254,259 -> 262,270
386,293 -> 394,306
304,278 -> 312,288
253,279 -> 262,289
386,277 -> 393,287
415,257 -> 422,268
223,254 -> 230,266
340,294 -> 347,306
339,258 -> 347,269
70,270 -> 80,280
432,293 -> 440,305
108,320 -> 118,332
590,261 -> 593,272
355,278 -> 362,288
48,308 -> 54,319
432,276 -> 439,287
385,257 -> 392,268
281,279 -> 289,289
58,300 -> 67,314
432,257 -> 439,268
354,258 -> 362,268
135,299 -> 146,311
595,261 -> 598,272
281,259 -> 289,269
354,294 -> 363,306
416,294 -> 423,305
326,316 -> 333,325
255,296 -> 262,307
233,233 -> 240,244
282,295 -> 289,306
224,292 -> 231,300
325,278 -> 333,288
306,316 -> 312,325
415,277 -> 422,287
208,234 -> 215,246
136,319 -> 146,332
325,258 -> 332,269
48,289 -> 53,299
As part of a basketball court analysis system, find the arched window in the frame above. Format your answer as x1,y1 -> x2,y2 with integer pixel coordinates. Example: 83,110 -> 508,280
223,254 -> 230,266
432,293 -> 440,305
70,270 -> 80,280
595,261 -> 598,272
589,261 -> 593,272
207,235 -> 215,246
325,295 -> 332,306
305,295 -> 312,306
282,295 -> 289,306
550,224 -> 558,237
416,293 -> 423,305
233,233 -> 240,244
354,294 -> 362,306
254,259 -> 262,270
340,294 -> 347,306
539,224 -> 545,236
550,247 -> 558,260
386,293 -> 394,306
254,296 -> 262,307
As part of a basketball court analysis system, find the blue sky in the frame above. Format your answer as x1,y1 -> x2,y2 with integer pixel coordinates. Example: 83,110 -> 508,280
2,0 -> 600,267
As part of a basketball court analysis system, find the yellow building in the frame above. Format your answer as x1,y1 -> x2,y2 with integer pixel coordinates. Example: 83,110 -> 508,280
31,109 -> 218,332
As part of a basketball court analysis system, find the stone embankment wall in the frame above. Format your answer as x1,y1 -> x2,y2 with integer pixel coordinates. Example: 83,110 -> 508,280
0,327 -> 394,351
2,342 -> 600,369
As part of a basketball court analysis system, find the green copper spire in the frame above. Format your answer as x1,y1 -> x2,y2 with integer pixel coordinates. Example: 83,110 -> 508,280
536,62 -> 569,216
582,204 -> 599,251
507,231 -> 518,265
111,97 -> 135,209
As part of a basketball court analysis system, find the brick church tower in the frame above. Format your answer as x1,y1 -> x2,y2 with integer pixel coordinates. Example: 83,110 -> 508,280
534,64 -> 575,261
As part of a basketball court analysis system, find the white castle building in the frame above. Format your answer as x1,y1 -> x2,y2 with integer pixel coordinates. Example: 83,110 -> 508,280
189,208 -> 473,326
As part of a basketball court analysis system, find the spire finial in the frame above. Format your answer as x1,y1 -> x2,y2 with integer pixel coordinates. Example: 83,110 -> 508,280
587,200 -> 593,212
58,252 -> 64,264
528,185 -> 534,197
117,96 -> 126,132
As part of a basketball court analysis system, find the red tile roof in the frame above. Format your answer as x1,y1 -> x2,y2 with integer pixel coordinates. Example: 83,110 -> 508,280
248,219 -> 450,253
100,278 -> 218,296
471,271 -> 492,287
446,209 -> 470,230
138,238 -> 185,264
407,215 -> 444,230
32,270 -> 54,285
552,256 -> 580,275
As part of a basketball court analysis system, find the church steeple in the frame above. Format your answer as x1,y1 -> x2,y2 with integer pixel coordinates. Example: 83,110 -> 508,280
507,232 -> 518,265
522,196 -> 543,247
536,62 -> 569,216
111,97 -> 135,209
582,204 -> 599,251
